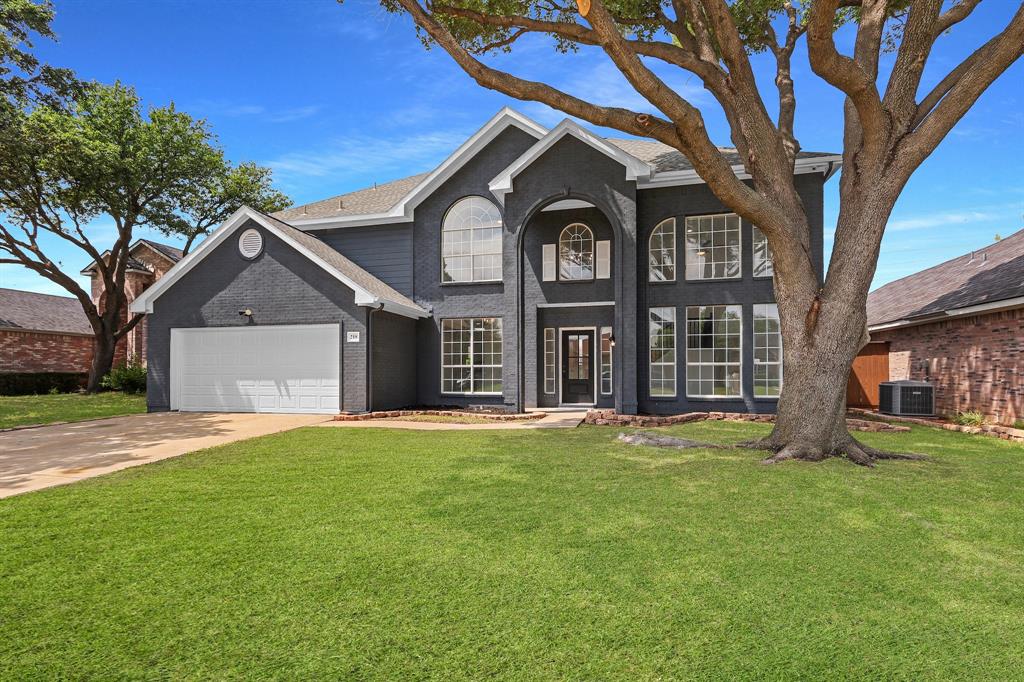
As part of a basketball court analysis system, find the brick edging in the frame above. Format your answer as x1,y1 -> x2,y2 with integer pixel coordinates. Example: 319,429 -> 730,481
334,410 -> 546,422
584,409 -> 910,433
848,409 -> 1024,443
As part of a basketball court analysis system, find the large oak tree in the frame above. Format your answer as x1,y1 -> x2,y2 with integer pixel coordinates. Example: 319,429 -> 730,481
368,0 -> 1023,465
0,82 -> 289,391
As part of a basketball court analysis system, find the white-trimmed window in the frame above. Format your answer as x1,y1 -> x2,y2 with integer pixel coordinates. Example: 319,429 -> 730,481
752,226 -> 774,278
754,304 -> 782,397
543,328 -> 556,395
684,214 -> 741,280
649,218 -> 676,282
649,307 -> 676,397
600,327 -> 613,395
686,305 -> 742,398
559,223 -> 594,280
441,196 -> 503,283
441,318 -> 502,394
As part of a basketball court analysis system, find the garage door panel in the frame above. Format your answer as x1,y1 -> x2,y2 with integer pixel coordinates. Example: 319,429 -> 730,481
172,325 -> 340,414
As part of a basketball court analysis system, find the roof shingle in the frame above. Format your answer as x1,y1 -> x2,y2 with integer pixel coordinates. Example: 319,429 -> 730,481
0,288 -> 93,335
867,228 -> 1024,326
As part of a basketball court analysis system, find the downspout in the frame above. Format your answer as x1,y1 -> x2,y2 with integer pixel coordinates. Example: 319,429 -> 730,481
365,302 -> 384,412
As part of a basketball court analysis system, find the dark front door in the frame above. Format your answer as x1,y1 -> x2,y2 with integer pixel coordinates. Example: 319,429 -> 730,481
561,330 -> 595,404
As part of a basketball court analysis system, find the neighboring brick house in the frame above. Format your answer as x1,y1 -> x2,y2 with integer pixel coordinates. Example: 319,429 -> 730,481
0,288 -> 95,373
0,239 -> 182,379
81,239 -> 183,365
862,229 -> 1024,425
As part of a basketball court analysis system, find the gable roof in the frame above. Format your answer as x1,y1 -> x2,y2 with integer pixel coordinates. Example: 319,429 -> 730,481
0,288 -> 92,335
129,207 -> 429,319
605,137 -> 838,174
868,228 -> 1024,329
276,108 -> 547,230
489,118 -> 653,203
275,108 -> 841,231
80,238 -> 184,275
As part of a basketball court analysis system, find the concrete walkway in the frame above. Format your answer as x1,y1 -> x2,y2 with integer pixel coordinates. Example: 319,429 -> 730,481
0,412 -> 327,499
318,411 -> 588,431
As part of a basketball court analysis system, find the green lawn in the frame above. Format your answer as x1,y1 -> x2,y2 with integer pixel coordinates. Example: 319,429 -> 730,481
1,422 -> 1022,679
0,392 -> 147,429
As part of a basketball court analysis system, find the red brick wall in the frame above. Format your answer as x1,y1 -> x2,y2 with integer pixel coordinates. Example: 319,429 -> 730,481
0,329 -> 95,373
872,307 -> 1023,425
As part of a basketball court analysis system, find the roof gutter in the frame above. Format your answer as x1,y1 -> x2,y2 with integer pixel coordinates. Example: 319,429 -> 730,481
868,295 -> 1024,332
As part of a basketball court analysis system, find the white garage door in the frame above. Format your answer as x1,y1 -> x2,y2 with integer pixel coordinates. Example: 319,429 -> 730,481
171,324 -> 340,414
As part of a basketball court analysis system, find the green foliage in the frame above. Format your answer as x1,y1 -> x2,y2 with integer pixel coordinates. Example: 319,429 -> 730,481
100,355 -> 147,394
0,0 -> 78,107
1,423 -> 1022,677
0,371 -> 86,396
953,410 -> 986,427
0,391 -> 145,428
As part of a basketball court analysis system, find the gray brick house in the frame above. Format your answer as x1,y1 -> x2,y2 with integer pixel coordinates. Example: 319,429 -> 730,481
131,109 -> 840,415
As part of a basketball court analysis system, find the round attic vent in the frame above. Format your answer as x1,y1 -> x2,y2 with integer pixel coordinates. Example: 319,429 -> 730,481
238,228 -> 263,259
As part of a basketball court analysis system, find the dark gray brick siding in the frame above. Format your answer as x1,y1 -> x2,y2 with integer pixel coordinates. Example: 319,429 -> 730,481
370,310 -> 417,409
318,224 -> 414,297
505,135 -> 639,413
146,218 -> 368,412
411,126 -> 539,408
634,174 -> 825,414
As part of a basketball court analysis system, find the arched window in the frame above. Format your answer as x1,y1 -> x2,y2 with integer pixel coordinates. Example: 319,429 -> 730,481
649,218 -> 676,282
558,223 -> 594,280
441,196 -> 503,283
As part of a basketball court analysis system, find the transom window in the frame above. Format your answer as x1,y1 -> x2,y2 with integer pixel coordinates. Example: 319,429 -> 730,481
754,304 -> 783,397
686,305 -> 742,398
441,318 -> 503,394
684,214 -> 741,280
649,307 -> 676,397
649,218 -> 676,282
559,223 -> 594,280
441,196 -> 503,283
752,226 -> 774,278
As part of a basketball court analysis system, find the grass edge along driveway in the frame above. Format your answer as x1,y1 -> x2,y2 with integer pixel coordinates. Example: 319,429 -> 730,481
0,392 -> 146,429
1,421 -> 1022,680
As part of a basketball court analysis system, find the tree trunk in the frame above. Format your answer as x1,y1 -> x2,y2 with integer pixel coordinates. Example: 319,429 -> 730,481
86,332 -> 118,393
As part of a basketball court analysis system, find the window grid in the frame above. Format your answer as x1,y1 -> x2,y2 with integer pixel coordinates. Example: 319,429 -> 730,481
684,214 -> 741,280
754,304 -> 783,397
649,307 -> 676,397
752,226 -> 774,278
441,197 -> 503,283
686,305 -> 742,398
543,328 -> 556,395
441,318 -> 503,395
559,223 -> 594,280
649,218 -> 676,282
600,327 -> 613,395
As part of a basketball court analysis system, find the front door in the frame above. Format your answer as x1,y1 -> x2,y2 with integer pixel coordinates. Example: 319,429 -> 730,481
561,330 -> 595,404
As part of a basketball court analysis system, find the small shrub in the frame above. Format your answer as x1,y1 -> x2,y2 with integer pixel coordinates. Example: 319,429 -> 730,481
1014,419 -> 1024,431
101,356 -> 147,394
0,372 -> 88,396
952,410 -> 986,427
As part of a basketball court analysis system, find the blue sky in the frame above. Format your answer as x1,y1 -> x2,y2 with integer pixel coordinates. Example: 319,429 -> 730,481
2,0 -> 1021,296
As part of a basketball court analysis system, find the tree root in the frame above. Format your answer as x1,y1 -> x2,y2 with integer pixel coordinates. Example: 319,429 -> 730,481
618,432 -> 723,449
746,437 -> 927,467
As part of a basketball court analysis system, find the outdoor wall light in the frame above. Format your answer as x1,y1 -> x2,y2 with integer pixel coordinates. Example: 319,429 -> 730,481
239,308 -> 253,318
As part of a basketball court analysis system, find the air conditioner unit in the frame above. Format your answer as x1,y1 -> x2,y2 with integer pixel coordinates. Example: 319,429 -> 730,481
879,380 -> 935,416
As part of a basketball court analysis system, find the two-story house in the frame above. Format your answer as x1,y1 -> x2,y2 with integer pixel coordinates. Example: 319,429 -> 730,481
130,109 -> 839,416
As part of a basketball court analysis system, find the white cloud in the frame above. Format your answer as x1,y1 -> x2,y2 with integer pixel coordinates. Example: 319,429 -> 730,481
266,129 -> 468,180
887,209 -> 998,231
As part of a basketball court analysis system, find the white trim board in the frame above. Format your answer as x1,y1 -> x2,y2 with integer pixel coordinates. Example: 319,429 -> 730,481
128,207 -> 429,319
490,118 -> 653,204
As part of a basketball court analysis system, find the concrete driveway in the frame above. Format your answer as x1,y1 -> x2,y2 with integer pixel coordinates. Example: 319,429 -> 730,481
0,412 -> 328,499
